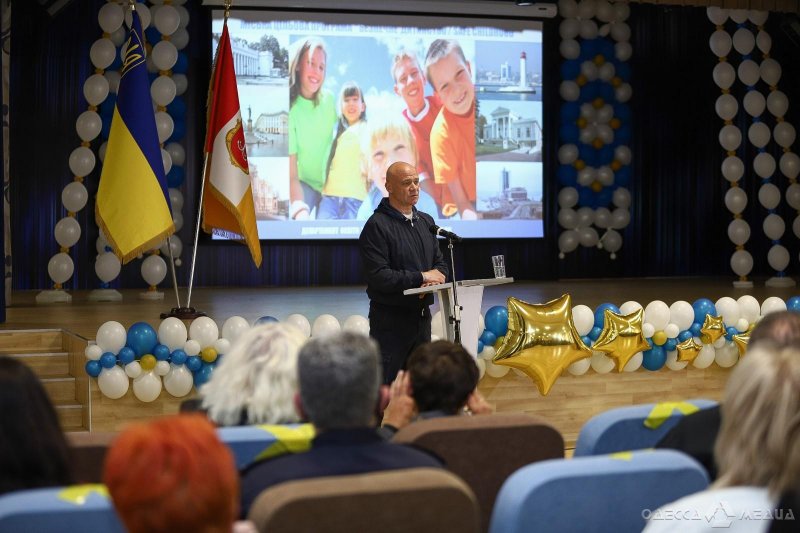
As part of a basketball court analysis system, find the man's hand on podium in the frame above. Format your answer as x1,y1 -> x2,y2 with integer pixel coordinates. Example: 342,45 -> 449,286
421,269 -> 445,286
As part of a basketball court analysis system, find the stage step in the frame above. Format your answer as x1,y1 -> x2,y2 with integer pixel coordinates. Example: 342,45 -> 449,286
0,329 -> 89,432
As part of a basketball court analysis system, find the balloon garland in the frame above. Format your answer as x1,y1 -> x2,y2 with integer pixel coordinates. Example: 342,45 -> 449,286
556,0 -> 633,260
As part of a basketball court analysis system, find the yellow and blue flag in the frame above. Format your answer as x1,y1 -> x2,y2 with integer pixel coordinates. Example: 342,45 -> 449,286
96,8 -> 174,264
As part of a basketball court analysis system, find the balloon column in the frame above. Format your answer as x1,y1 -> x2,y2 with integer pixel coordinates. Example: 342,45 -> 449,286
557,0 -> 633,260
709,7 -> 797,287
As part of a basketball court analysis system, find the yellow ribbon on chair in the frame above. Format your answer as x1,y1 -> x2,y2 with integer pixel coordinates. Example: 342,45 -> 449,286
254,423 -> 315,461
643,402 -> 700,430
57,484 -> 109,505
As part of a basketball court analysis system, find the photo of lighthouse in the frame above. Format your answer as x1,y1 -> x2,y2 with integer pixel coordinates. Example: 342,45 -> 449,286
474,37 -> 542,100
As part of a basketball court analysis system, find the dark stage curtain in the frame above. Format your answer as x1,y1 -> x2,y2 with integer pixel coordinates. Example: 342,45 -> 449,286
8,3 -> 800,290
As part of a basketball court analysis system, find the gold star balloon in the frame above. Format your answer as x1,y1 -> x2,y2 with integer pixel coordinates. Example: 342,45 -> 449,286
732,326 -> 752,357
700,314 -> 725,345
493,294 -> 591,396
676,337 -> 703,363
592,308 -> 651,372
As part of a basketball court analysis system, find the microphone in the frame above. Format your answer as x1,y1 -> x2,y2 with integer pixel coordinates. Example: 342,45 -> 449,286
430,224 -> 463,242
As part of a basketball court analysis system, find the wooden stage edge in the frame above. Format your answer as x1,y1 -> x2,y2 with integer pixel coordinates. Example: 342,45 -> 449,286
2,277 -> 795,444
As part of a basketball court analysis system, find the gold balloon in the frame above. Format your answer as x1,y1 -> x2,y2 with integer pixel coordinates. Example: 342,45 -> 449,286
700,314 -> 725,345
493,294 -> 591,396
676,337 -> 703,363
732,326 -> 752,357
592,308 -> 650,372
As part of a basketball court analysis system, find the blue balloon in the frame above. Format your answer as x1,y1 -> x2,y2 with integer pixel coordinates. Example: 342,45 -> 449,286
692,298 -> 717,324
787,296 -> 800,312
118,346 -> 136,365
126,322 -> 159,357
615,166 -> 632,187
598,83 -> 615,102
690,323 -> 702,336
99,95 -> 116,120
480,330 -> 497,348
167,97 -> 187,118
616,125 -> 632,144
100,352 -> 117,369
588,326 -> 602,341
145,26 -> 161,44
173,52 -> 189,74
580,82 -> 599,101
557,165 -> 578,186
598,145 -> 615,165
615,62 -> 632,81
594,302 -> 621,328
484,306 -> 509,337
85,360 -> 102,378
664,338 -> 678,352
193,363 -> 215,387
613,103 -> 631,122
596,188 -> 613,206
168,118 -> 186,143
642,346 -> 667,371
255,315 -> 279,325
477,340 -> 484,354
108,52 -> 122,71
101,117 -> 111,140
560,123 -> 579,143
678,330 -> 693,342
560,102 -> 580,123
186,355 -> 202,372
170,349 -> 187,365
578,186 -> 595,206
599,39 -> 615,58
725,326 -> 739,341
560,60 -> 581,81
153,344 -> 171,361
581,335 -> 593,347
166,165 -> 185,188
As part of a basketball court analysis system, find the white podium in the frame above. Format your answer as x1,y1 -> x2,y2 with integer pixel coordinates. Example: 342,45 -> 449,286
404,277 -> 514,357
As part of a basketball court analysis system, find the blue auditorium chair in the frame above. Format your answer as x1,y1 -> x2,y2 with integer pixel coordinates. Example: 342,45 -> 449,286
217,423 -> 314,469
0,485 -> 124,533
574,399 -> 718,456
489,449 -> 709,533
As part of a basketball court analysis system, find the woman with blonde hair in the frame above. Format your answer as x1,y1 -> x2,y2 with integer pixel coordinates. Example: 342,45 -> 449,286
645,344 -> 800,531
200,323 -> 306,426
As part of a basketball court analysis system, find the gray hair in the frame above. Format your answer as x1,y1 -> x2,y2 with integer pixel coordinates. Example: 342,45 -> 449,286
200,323 -> 305,426
297,332 -> 381,430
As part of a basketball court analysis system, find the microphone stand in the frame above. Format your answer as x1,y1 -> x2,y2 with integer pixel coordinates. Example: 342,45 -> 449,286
446,236 -> 462,344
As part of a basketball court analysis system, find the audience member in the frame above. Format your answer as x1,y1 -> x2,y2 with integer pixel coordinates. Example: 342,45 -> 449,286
239,331 -> 442,517
656,310 -> 800,479
644,344 -> 800,532
0,356 -> 73,496
104,414 -> 248,533
200,323 -> 306,426
380,341 -> 492,435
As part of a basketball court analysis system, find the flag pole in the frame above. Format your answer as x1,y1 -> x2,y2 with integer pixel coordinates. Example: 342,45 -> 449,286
165,236 -> 182,308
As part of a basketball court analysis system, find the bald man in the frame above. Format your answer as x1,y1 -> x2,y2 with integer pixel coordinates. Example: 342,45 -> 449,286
359,161 -> 448,384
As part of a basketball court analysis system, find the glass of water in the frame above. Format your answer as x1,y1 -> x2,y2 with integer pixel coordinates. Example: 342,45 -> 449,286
492,255 -> 506,278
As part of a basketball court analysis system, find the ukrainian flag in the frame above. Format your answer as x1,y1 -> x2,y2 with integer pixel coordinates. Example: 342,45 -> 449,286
96,8 -> 174,264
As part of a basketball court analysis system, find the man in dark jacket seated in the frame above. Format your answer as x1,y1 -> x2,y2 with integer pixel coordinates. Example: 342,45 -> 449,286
360,161 -> 448,384
239,331 -> 442,517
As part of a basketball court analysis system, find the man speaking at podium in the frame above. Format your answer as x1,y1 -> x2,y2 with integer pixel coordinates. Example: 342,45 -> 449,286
360,161 -> 448,384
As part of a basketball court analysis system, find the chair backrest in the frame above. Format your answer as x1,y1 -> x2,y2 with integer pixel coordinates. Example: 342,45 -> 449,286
392,413 -> 564,531
247,467 -> 480,533
66,431 -> 118,484
0,485 -> 124,533
574,399 -> 719,456
489,449 -> 709,533
217,423 -> 314,470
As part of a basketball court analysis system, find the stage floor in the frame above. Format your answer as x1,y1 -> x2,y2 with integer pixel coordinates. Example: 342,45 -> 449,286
2,277 -> 796,339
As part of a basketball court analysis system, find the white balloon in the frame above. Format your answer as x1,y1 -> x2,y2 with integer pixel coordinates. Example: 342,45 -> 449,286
644,301 -> 671,331
172,212 -> 183,233
159,235 -> 182,259
715,93 -> 738,121
558,187 -> 579,209
794,215 -> 800,239
95,252 -> 121,283
171,27 -> 190,50
69,146 -> 96,177
560,18 -> 580,39
166,143 -> 186,167
213,338 -> 231,355
343,315 -> 370,335
642,323 -> 655,338
763,213 -> 785,240
715,343 -> 739,368
558,145 -> 579,167
619,301 -> 642,315
283,314 -> 311,338
98,2 -> 124,33
598,62 -> 615,82
576,0 -> 597,18
189,317 -> 220,348
578,227 -> 599,248
747,122 -> 770,149
596,125 -> 614,145
96,321 -> 127,354
83,74 -> 110,106
615,41 -> 632,62
721,156 -> 744,183
623,352 -> 642,372
173,74 -> 188,95
737,60 -> 760,87
595,0 -> 613,21
767,90 -> 788,118
579,19 -> 599,40
786,183 -> 800,209
124,3 -> 151,30
109,26 -> 126,47
84,344 -> 103,363
141,254 -> 167,287
485,360 -> 510,378
76,110 -> 102,142
610,208 -> 630,229
613,186 -> 631,207
767,244 -> 790,272
98,141 -> 108,162
610,21 -> 630,42
155,360 -> 171,377
591,352 -> 615,374
152,40 -> 179,71
669,301 -> 695,331
742,90 -> 765,118
615,83 -> 632,103
158,317 -> 188,351
760,58 -> 781,87
161,148 -> 173,175
602,229 -> 622,254
155,111 -> 174,144
568,358 -> 591,376
184,339 -> 201,356
579,126 -> 598,146
727,219 -> 751,246
665,350 -> 688,371
476,358 -> 486,380
62,181 -> 89,212
480,345 -> 496,361
594,207 -> 611,229
154,4 -> 180,35
715,297 -> 741,327
748,10 -> 768,25
756,30 -> 772,53
753,152 -> 775,178
98,366 -> 129,399
719,125 -> 742,151
730,250 -> 754,277
732,28 -> 755,55
104,71 -> 121,95
706,7 -> 729,25
558,208 -> 578,230
709,30 -> 732,58
761,296 -> 787,316
664,324 -> 680,339
560,81 -> 580,102
713,62 -> 736,90
572,304 -> 595,336
558,230 -> 579,255
576,206 -> 595,228
151,75 -> 177,107
312,314 -> 341,338
774,121 -> 796,148
758,183 -> 781,209
738,295 -> 761,323
47,253 -> 74,284
735,318 -> 750,333
220,316 -> 250,343
133,372 -> 162,402
692,345 -> 715,369
54,217 -> 81,248
730,9 -> 748,23
90,38 -> 116,70
164,365 -> 194,397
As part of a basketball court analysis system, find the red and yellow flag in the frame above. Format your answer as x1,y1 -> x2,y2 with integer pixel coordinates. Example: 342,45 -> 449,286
202,22 -> 262,267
